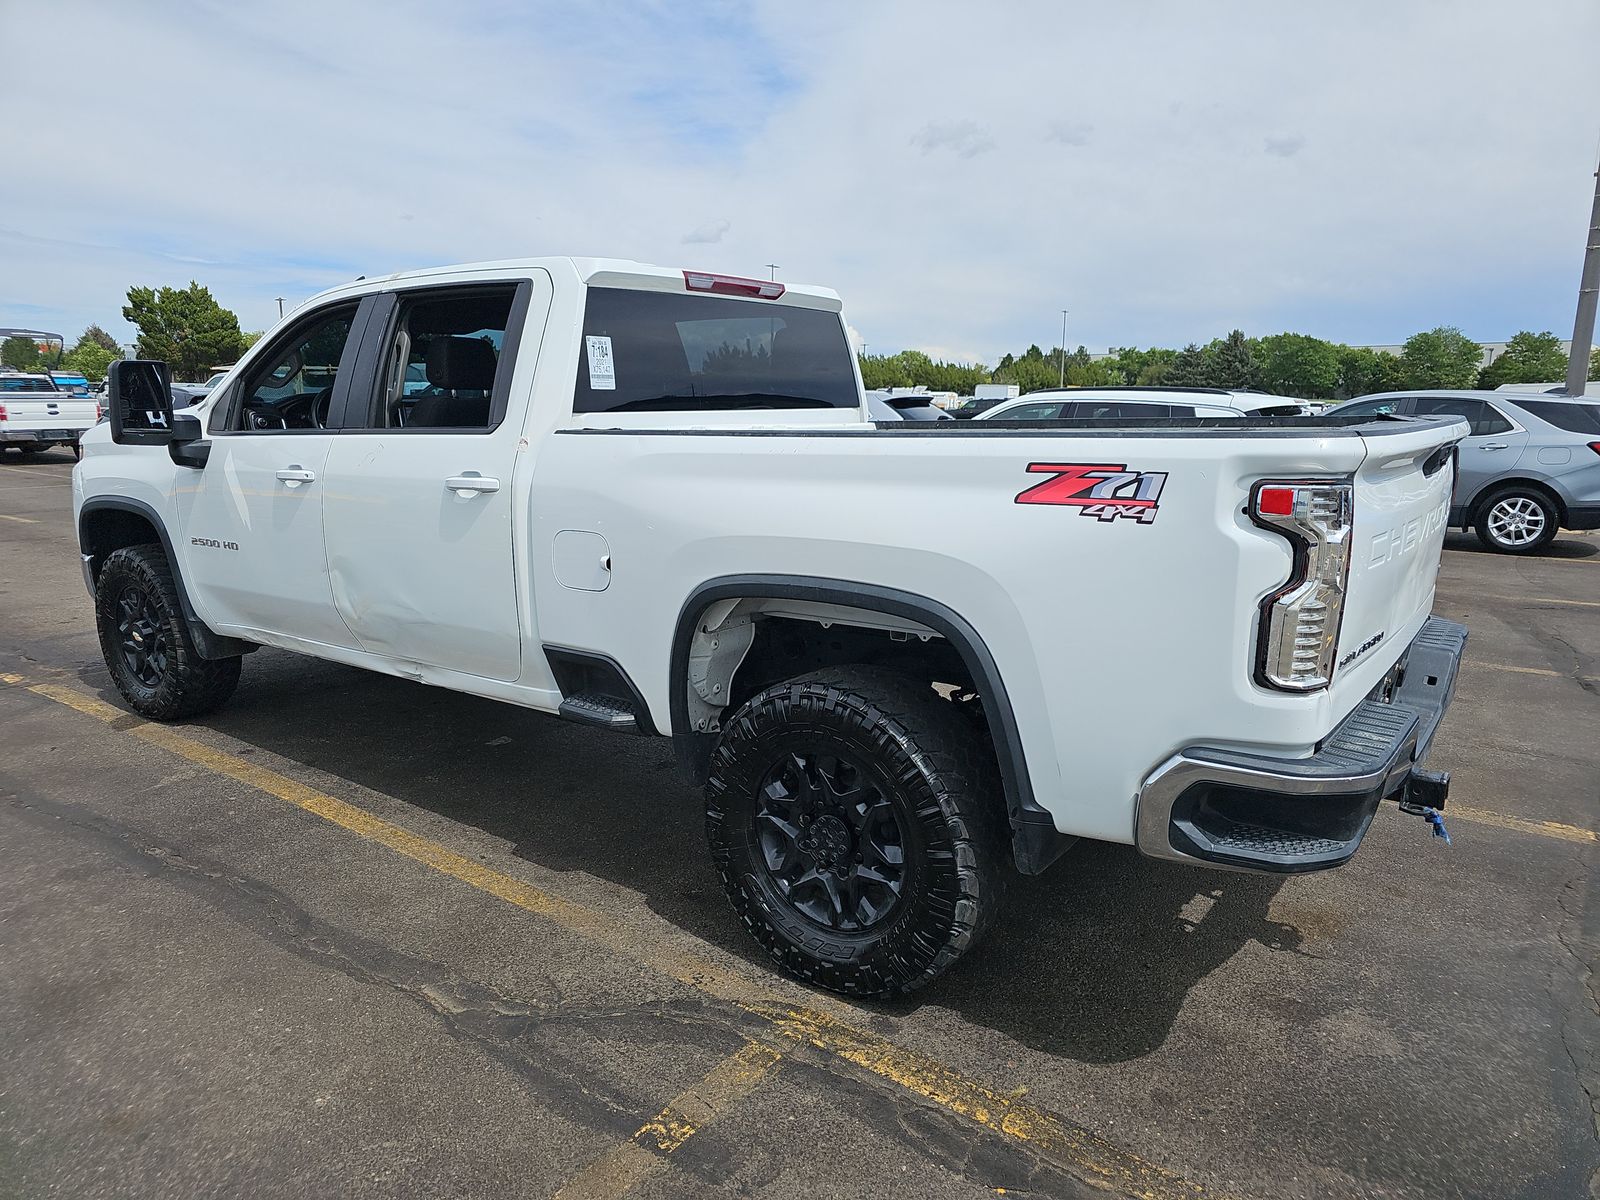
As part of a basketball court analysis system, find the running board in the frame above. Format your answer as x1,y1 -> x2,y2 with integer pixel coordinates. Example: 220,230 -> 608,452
557,692 -> 640,733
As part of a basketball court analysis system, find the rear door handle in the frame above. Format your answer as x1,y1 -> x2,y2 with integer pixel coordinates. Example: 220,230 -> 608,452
446,472 -> 500,496
276,467 -> 316,487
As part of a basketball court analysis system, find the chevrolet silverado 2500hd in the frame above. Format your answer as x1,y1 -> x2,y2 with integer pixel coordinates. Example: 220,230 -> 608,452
75,259 -> 1469,996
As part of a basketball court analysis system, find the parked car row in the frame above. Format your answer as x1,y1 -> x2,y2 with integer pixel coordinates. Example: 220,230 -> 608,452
925,382 -> 1600,556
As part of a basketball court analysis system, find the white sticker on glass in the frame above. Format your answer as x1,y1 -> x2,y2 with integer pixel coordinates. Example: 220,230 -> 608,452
585,335 -> 616,390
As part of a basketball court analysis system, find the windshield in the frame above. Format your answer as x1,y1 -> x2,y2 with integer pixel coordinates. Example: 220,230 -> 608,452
573,287 -> 859,412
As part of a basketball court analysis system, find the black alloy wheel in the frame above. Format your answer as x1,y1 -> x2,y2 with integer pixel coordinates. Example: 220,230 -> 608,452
114,583 -> 171,689
754,749 -> 907,932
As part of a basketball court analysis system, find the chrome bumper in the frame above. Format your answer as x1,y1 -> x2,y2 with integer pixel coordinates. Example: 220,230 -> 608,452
1135,616 -> 1468,873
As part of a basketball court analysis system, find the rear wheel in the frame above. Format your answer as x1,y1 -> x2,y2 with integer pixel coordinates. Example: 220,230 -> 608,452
705,667 -> 1008,997
95,544 -> 242,720
1475,487 -> 1559,554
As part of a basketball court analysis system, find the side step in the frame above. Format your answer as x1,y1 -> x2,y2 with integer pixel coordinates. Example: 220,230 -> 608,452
557,692 -> 640,733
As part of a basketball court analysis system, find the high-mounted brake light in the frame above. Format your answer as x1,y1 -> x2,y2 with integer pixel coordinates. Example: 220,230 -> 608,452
1249,479 -> 1354,692
683,270 -> 785,300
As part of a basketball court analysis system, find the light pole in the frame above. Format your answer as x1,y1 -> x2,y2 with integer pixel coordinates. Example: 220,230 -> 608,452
1059,310 -> 1069,387
765,263 -> 780,281
275,297 -> 285,319
1566,163 -> 1600,397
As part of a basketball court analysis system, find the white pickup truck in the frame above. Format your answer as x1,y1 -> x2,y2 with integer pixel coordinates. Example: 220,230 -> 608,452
1,372 -> 99,455
74,258 -> 1469,996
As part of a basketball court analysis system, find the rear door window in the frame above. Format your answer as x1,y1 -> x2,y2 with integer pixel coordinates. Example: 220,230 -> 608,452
573,287 -> 858,413
1518,400 -> 1600,435
1410,396 -> 1514,437
1074,400 -> 1171,419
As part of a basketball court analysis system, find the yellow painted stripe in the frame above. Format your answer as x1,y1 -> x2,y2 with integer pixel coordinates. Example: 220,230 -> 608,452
554,1040 -> 782,1200
1449,804 -> 1596,844
0,513 -> 38,523
0,673 -> 1228,1198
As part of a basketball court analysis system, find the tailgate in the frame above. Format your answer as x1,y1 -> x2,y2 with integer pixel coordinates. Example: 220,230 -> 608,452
1329,418 -> 1466,704
2,397 -> 98,432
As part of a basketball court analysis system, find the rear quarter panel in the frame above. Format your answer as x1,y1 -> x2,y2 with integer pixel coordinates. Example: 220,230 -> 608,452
532,426 -> 1389,844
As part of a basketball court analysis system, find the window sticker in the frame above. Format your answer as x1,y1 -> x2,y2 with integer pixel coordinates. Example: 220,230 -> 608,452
585,335 -> 616,390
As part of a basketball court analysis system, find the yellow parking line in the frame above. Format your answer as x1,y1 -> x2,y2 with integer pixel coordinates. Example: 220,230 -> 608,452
0,671 -> 1216,1200
1448,805 -> 1596,844
554,1040 -> 783,1199
0,513 -> 38,523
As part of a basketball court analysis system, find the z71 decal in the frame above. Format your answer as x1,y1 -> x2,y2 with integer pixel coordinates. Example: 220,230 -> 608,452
1014,462 -> 1169,524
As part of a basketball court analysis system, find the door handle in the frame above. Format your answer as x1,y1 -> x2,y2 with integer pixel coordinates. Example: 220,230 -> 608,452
1480,443 -> 1509,451
446,473 -> 500,497
276,466 -> 316,487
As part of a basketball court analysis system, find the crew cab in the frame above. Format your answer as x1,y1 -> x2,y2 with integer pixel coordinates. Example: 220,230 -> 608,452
75,258 -> 1469,996
1,372 -> 99,455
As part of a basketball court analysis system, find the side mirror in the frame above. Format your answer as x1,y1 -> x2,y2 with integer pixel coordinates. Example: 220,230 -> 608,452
169,412 -> 210,469
107,359 -> 174,446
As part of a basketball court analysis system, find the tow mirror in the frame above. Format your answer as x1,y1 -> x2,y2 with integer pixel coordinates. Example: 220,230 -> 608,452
107,359 -> 174,446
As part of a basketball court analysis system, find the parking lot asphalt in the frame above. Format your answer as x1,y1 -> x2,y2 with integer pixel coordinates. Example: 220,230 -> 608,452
0,447 -> 1595,1199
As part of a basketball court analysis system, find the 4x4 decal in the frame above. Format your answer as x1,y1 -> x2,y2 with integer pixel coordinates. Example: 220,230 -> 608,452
1015,462 -> 1168,524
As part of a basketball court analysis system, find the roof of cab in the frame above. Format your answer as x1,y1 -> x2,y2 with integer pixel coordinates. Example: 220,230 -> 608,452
295,257 -> 843,313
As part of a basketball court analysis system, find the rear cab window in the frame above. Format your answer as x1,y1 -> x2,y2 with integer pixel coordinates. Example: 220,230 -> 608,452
573,287 -> 858,413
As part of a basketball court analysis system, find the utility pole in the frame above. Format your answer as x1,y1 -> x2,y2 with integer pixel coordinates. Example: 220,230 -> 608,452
275,297 -> 285,319
765,263 -> 780,281
1566,163 -> 1600,397
1059,310 -> 1069,387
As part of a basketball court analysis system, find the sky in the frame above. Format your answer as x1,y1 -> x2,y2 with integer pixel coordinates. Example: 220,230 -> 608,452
3,0 -> 1599,366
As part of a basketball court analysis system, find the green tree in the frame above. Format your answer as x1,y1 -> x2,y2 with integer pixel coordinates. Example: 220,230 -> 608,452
1256,333 -> 1340,399
1,336 -> 42,370
1335,345 -> 1403,399
79,323 -> 121,355
1209,329 -> 1260,390
1165,343 -> 1209,387
121,282 -> 249,381
1590,346 -> 1600,382
62,343 -> 118,383
1399,326 -> 1482,390
1477,330 -> 1567,389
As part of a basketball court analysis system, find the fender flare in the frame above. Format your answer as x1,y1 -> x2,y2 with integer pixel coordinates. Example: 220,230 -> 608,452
669,574 -> 1072,875
78,496 -> 252,661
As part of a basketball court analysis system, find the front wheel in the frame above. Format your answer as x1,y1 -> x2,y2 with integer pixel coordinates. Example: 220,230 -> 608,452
705,667 -> 1008,997
94,544 -> 242,720
1475,488 -> 1559,554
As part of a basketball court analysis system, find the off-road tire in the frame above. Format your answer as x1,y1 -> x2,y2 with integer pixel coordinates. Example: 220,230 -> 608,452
706,666 -> 1009,997
95,544 -> 241,720
1474,486 -> 1559,555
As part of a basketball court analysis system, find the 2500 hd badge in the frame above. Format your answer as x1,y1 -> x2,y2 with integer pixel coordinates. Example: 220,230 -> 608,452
190,536 -> 239,551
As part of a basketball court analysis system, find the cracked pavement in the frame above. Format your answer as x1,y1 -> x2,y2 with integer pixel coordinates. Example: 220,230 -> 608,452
0,450 -> 1595,1198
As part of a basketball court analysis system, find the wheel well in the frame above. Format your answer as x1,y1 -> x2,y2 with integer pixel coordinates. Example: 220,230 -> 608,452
670,579 -> 1075,876
1468,478 -> 1567,526
79,506 -> 162,580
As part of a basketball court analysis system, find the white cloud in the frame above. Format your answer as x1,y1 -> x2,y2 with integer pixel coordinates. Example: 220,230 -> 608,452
2,0 -> 1598,365
1046,120 -> 1093,147
682,219 -> 732,244
910,120 -> 996,159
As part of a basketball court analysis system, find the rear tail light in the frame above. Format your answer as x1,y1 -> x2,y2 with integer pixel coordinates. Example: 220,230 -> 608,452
1588,441 -> 1600,458
1249,479 -> 1354,692
683,270 -> 785,299
0,403 -> 7,420
96,403 -> 105,422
